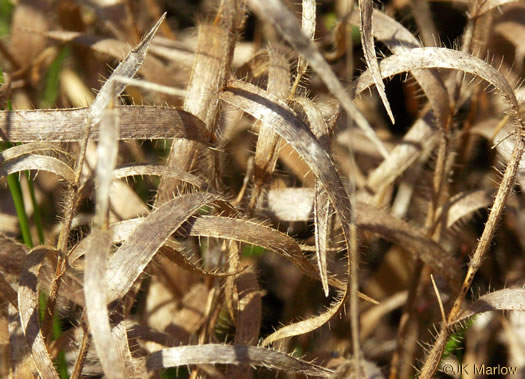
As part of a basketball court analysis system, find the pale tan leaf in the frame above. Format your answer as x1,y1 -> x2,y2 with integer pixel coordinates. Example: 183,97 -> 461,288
106,192 -> 221,303
146,344 -> 333,377
9,0 -> 49,66
0,142 -> 68,162
95,107 -> 119,229
295,0 -> 316,82
183,24 -> 228,129
8,302 -> 38,377
113,164 -> 203,188
0,106 -> 209,143
187,215 -> 313,274
44,30 -> 129,60
354,47 -> 519,119
88,13 -> 166,125
359,0 -> 395,124
157,22 -> 229,202
367,112 -> 437,190
84,230 -> 126,379
113,322 -> 148,377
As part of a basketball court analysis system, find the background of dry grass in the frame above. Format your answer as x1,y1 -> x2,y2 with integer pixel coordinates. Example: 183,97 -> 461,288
1,0 -> 525,378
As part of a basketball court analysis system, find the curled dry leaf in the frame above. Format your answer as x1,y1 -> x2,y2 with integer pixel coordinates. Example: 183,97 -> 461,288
0,142 -> 65,162
359,0 -> 395,124
88,13 -> 166,125
354,47 -> 519,118
0,106 -> 209,143
146,344 -> 333,377
105,192 -> 221,303
0,155 -> 75,183
18,247 -> 59,379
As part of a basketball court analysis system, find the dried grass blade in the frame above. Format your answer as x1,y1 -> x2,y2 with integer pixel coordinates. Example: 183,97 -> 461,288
452,288 -> 525,326
0,106 -> 208,143
0,142 -> 67,162
18,247 -> 59,379
43,30 -> 129,60
146,344 -> 333,377
293,97 -> 333,296
94,105 -> 119,229
69,220 -> 240,278
441,190 -> 493,229
359,0 -> 395,124
247,0 -> 389,158
84,230 -> 126,379
88,13 -> 166,125
221,80 -> 356,345
183,24 -> 228,129
0,155 -> 75,183
106,192 -> 220,303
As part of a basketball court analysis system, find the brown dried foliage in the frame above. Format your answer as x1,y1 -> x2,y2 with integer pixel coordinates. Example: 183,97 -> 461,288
2,0 -> 525,378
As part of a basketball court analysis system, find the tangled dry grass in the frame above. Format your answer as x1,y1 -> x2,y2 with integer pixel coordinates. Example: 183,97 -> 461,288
1,0 -> 525,378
